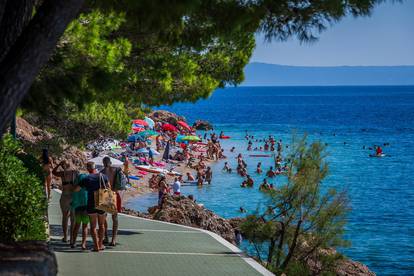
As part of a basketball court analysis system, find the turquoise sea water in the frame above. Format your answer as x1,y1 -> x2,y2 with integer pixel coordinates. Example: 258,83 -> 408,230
126,86 -> 414,275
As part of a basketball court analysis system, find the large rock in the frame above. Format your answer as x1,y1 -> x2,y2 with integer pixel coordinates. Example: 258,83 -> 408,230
148,195 -> 236,243
16,117 -> 53,143
149,110 -> 186,126
193,120 -> 213,130
335,258 -> 375,276
0,241 -> 57,276
306,247 -> 376,276
16,117 -> 88,184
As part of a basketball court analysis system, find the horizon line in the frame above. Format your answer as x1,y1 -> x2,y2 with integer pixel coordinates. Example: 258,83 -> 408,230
248,62 -> 414,68
232,84 -> 414,88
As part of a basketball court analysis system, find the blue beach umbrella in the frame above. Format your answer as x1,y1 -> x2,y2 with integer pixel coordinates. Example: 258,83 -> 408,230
132,123 -> 145,128
176,134 -> 185,143
127,135 -> 145,142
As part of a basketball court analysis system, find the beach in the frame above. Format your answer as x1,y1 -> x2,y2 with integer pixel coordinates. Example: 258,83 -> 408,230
125,85 -> 414,275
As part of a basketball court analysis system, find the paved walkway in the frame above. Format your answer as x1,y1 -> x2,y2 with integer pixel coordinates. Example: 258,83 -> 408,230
48,190 -> 272,276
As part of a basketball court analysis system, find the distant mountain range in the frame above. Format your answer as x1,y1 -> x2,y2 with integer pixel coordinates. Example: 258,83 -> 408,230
241,62 -> 414,86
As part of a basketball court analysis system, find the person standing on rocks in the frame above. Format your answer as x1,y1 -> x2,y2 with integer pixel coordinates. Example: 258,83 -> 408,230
157,173 -> 168,206
101,157 -> 121,247
172,177 -> 181,196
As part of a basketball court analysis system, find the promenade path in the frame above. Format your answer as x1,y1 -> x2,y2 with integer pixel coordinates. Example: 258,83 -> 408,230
48,190 -> 272,276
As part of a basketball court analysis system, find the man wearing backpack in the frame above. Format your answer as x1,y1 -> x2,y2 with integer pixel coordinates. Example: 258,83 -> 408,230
101,156 -> 126,247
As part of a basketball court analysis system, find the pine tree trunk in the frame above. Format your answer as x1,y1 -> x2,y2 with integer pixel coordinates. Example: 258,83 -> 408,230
281,219 -> 302,270
0,0 -> 84,134
0,0 -> 36,63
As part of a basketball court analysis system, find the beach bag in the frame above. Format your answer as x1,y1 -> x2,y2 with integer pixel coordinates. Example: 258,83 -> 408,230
94,173 -> 117,214
113,168 -> 127,191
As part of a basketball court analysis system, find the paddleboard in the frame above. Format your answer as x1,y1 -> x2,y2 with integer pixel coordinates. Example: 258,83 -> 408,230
249,154 -> 272,157
369,154 -> 386,158
220,136 -> 231,139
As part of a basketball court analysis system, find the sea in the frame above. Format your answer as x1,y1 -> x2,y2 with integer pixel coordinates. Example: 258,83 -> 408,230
126,86 -> 414,275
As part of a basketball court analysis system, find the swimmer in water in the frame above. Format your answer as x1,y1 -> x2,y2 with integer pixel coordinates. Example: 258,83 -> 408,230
266,167 -> 275,177
259,179 -> 270,191
256,162 -> 262,174
246,175 -> 254,187
223,162 -> 231,172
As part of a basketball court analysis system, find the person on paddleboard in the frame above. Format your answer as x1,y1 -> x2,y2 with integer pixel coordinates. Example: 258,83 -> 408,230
375,145 -> 383,156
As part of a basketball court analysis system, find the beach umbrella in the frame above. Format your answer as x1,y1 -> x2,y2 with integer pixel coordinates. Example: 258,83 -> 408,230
132,119 -> 148,127
132,123 -> 145,128
137,130 -> 159,138
177,121 -> 191,131
144,117 -> 155,129
127,134 -> 144,142
176,134 -> 185,143
182,135 -> 201,142
162,123 -> 178,132
132,127 -> 145,133
88,156 -> 123,168
162,141 -> 170,161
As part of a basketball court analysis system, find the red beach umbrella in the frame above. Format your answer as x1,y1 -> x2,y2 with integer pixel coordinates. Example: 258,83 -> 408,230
162,123 -> 178,132
132,127 -> 145,133
177,121 -> 192,131
132,119 -> 149,127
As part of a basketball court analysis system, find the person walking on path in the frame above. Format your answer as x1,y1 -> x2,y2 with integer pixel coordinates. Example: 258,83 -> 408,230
52,160 -> 79,243
79,162 -> 108,251
101,157 -> 121,247
70,173 -> 89,250
41,149 -> 52,200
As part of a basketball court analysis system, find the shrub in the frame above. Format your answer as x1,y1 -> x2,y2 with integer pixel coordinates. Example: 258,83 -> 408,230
0,135 -> 47,242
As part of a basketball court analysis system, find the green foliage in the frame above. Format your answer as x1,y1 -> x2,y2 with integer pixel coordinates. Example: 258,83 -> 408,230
23,10 -> 132,112
69,101 -> 141,137
21,1 -> 384,130
241,135 -> 350,274
0,135 -> 47,242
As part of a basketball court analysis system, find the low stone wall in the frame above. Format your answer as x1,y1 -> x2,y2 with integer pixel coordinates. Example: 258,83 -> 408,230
0,241 -> 57,276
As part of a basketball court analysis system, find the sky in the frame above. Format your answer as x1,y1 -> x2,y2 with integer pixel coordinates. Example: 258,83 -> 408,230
251,0 -> 414,66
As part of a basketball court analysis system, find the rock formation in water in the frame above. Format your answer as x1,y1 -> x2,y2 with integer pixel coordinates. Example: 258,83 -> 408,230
193,120 -> 213,130
149,110 -> 186,126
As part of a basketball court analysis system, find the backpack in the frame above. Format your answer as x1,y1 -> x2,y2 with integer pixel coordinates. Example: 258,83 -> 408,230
113,167 -> 127,191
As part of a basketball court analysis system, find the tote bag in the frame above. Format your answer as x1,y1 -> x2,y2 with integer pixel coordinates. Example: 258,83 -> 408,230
94,173 -> 118,214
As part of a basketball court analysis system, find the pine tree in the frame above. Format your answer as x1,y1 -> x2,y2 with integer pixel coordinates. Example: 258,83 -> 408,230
241,135 -> 350,274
